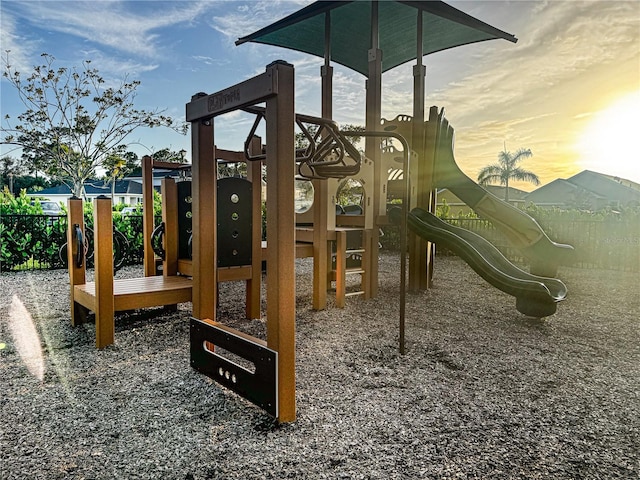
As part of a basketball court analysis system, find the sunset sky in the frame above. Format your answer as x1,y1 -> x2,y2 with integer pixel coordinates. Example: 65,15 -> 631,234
1,0 -> 639,189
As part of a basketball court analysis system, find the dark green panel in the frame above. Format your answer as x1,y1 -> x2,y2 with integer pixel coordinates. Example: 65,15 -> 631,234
217,177 -> 253,268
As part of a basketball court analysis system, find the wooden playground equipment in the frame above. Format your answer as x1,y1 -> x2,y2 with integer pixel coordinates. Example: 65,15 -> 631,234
186,61 -> 297,421
66,193 -> 193,349
185,60 -> 404,421
65,1 -> 575,423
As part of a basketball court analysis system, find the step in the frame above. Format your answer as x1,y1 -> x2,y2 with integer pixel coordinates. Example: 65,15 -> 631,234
345,291 -> 365,298
345,268 -> 365,275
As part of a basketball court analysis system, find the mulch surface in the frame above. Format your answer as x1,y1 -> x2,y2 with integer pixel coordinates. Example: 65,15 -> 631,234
1,253 -> 638,479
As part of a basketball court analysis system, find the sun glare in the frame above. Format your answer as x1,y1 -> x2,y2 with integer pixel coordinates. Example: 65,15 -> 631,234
577,91 -> 640,183
8,294 -> 45,381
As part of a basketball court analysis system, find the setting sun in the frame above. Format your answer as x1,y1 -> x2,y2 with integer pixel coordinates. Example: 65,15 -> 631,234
577,91 -> 640,183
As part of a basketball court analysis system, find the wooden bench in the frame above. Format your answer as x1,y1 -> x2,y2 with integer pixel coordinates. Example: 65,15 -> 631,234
68,196 -> 192,348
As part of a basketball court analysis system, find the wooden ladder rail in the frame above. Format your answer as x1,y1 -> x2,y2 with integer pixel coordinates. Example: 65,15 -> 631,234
334,229 -> 372,308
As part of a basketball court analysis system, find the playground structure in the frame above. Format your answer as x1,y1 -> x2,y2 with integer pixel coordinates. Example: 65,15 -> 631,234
66,194 -> 193,349
145,150 -> 263,320
66,155 -> 198,349
65,1 -> 576,423
66,147 -> 270,349
182,62 -> 572,423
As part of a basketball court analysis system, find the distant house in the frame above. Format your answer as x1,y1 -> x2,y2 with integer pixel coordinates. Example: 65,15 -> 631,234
436,185 -> 529,216
28,179 -> 143,206
124,166 -> 188,190
524,170 -> 640,211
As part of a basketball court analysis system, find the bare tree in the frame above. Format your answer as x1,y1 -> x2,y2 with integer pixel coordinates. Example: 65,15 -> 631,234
1,53 -> 187,197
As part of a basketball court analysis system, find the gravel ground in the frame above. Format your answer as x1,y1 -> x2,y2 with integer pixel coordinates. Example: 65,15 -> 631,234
1,253 -> 638,479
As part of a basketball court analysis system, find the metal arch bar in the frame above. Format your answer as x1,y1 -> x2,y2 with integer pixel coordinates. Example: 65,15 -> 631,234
242,105 -> 363,176
342,129 -> 410,355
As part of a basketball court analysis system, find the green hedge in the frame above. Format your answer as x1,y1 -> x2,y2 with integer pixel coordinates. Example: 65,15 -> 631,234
1,189 -> 159,271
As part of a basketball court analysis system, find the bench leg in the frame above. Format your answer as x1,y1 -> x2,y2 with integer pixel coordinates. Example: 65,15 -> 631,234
72,302 -> 90,326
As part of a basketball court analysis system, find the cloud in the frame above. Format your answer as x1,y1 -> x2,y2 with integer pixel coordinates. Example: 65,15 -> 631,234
5,0 -> 212,59
403,0 -> 640,185
78,49 -> 159,76
209,0 -> 312,44
0,11 -> 40,74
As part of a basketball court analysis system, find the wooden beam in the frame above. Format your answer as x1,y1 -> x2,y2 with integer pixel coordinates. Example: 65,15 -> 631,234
191,100 -> 217,321
67,197 -> 86,326
93,196 -> 114,348
247,136 -> 263,320
142,155 -> 156,277
366,4 -> 382,298
151,160 -> 190,170
264,61 -> 296,422
186,70 -> 278,121
335,230 -> 347,308
312,56 -> 333,310
216,148 -> 247,163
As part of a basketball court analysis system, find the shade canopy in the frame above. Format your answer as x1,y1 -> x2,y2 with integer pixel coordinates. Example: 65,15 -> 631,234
236,1 -> 517,76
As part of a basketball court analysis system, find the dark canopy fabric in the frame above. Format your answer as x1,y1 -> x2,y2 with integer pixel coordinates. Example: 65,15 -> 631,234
236,1 -> 517,76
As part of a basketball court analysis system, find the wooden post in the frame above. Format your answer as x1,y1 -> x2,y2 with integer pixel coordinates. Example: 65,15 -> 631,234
161,177 -> 179,277
312,178 -> 329,310
409,10 -> 431,291
67,197 -> 86,326
191,97 -> 217,321
335,230 -> 347,308
265,61 -> 296,422
142,155 -> 156,277
93,196 -> 114,348
247,136 -> 263,319
362,229 -> 372,299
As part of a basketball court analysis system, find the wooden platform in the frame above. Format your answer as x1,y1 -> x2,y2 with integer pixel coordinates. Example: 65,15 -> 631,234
74,275 -> 193,312
73,275 -> 192,348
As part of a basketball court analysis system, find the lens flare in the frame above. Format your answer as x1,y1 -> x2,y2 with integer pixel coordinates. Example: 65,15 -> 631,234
8,294 -> 45,381
577,90 -> 640,183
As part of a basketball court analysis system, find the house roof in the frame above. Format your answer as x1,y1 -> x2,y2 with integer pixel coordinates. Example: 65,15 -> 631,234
567,170 -> 640,202
525,171 -> 640,208
33,179 -> 143,196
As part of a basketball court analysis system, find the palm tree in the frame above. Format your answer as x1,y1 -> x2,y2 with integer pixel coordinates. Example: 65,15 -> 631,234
477,146 -> 540,202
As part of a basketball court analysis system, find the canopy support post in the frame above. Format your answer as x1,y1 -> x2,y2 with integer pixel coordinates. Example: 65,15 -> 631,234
366,1 -> 382,298
313,11 -> 333,310
410,9 -> 433,291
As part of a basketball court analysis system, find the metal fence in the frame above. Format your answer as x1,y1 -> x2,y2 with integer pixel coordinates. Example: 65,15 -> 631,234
0,214 -> 154,272
442,217 -> 640,272
1,214 -> 638,272
1,214 -> 69,271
